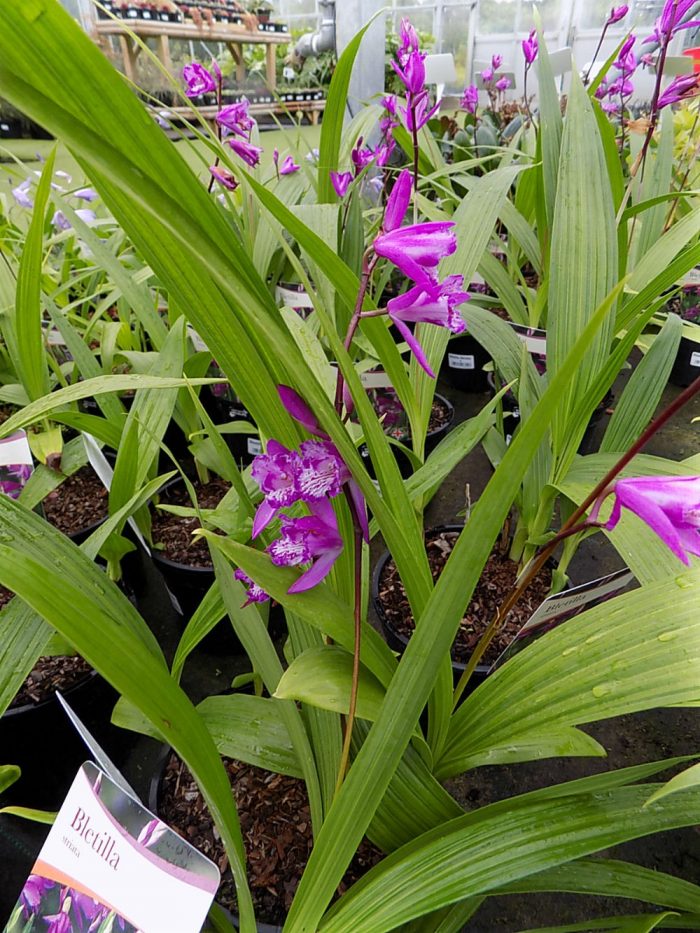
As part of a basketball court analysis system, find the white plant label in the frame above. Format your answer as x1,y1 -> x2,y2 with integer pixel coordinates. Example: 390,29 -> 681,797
0,430 -> 33,500
691,351 -> 700,368
448,353 -> 475,370
4,762 -> 219,933
247,436 -> 262,456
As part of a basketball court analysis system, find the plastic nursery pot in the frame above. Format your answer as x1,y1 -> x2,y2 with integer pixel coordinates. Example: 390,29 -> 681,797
440,332 -> 492,393
670,336 -> 700,388
203,386 -> 262,467
0,667 -> 120,811
372,524 -> 491,691
359,392 -> 455,480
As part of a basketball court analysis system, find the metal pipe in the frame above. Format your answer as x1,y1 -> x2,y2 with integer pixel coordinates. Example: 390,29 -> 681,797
294,0 -> 336,60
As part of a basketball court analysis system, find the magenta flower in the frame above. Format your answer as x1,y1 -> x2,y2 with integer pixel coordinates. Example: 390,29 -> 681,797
589,476 -> 700,566
387,276 -> 469,377
601,100 -> 621,114
279,155 -> 300,175
392,48 -> 427,95
216,101 -> 255,138
234,568 -> 270,605
381,94 -> 398,116
331,171 -> 353,198
298,440 -> 350,500
461,84 -> 479,113
374,140 -> 396,167
608,75 -> 634,97
401,91 -> 439,131
384,168 -> 412,233
657,73 -> 700,109
397,17 -> 420,63
491,54 -> 503,70
182,62 -> 216,97
495,75 -> 512,91
228,137 -> 263,168
614,34 -> 637,71
373,221 -> 458,289
268,498 -> 344,593
522,30 -> 539,65
351,137 -> 374,174
1,462 -> 32,500
209,165 -> 238,190
251,440 -> 302,536
644,0 -> 700,44
607,5 -> 629,24
480,66 -> 494,83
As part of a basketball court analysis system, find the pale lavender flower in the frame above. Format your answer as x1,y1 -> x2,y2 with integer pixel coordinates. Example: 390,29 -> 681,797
602,100 -> 622,113
330,171 -> 353,198
657,72 -> 700,108
228,137 -> 263,168
73,187 -> 98,201
75,208 -> 96,224
182,62 -> 216,97
305,148 -> 320,163
495,75 -> 512,91
387,276 -> 469,377
589,475 -> 700,565
209,165 -> 238,190
234,568 -> 270,605
267,498 -> 344,593
607,5 -> 629,24
522,30 -> 539,65
52,210 -> 71,231
373,221 -> 458,289
461,84 -> 479,114
12,181 -> 33,208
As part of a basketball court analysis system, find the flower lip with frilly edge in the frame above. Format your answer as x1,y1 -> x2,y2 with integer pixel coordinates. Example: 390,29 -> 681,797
234,568 -> 270,605
216,101 -> 255,138
251,440 -> 302,537
589,475 -> 700,566
182,62 -> 216,97
267,498 -> 344,593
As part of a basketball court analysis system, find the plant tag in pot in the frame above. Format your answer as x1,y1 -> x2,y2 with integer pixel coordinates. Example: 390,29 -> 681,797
0,430 -> 33,500
490,568 -> 635,671
4,761 -> 220,933
681,265 -> 700,287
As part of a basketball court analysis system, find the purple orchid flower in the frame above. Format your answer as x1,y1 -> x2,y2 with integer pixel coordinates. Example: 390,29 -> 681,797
1,462 -> 32,500
73,187 -> 98,202
182,62 -> 216,97
12,180 -> 33,208
234,568 -> 270,605
381,94 -> 398,116
331,171 -> 353,198
601,100 -> 622,113
351,138 -> 374,174
480,66 -> 494,83
607,4 -> 629,24
495,75 -> 512,91
373,221 -> 458,289
492,54 -> 503,70
228,137 -> 263,168
20,876 -> 54,918
401,91 -> 439,131
397,17 -> 420,63
387,276 -> 469,377
614,34 -> 637,71
216,101 -> 255,138
374,140 -> 396,167
392,47 -> 427,96
75,208 -> 97,224
298,439 -> 350,500
608,75 -> 634,97
589,475 -> 700,565
279,155 -> 300,175
644,0 -> 700,44
268,498 -> 344,593
251,439 -> 302,537
384,168 -> 413,233
657,72 -> 700,108
210,165 -> 238,190
461,84 -> 479,114
522,30 -> 539,65
277,385 -> 369,541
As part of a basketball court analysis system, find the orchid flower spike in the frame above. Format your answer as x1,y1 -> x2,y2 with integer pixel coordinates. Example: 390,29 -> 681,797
589,475 -> 700,565
607,5 -> 629,25
373,221 -> 458,289
461,84 -> 479,114
522,30 -> 538,65
657,72 -> 700,109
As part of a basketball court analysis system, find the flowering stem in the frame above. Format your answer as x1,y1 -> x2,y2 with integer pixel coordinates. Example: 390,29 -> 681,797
583,22 -> 610,87
333,250 -> 376,415
335,497 -> 364,795
207,71 -> 224,195
523,63 -> 534,125
452,372 -> 700,707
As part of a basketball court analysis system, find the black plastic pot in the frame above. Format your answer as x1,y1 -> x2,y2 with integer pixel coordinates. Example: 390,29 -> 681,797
670,336 -> 700,387
204,388 -> 261,468
0,668 -> 121,810
440,333 -> 491,392
359,393 -> 454,480
372,525 -> 490,690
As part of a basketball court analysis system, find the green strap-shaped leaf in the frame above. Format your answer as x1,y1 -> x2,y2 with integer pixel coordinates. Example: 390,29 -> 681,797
320,785 -> 700,933
14,150 -> 55,401
534,21 -> 563,232
645,761 -> 700,807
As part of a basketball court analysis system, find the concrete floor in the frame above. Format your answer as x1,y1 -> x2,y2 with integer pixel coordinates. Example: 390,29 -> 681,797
0,359 -> 698,930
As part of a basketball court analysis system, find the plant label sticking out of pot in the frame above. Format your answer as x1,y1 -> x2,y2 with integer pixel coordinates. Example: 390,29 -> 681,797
0,430 -> 33,500
489,567 -> 636,671
681,265 -> 700,287
5,761 -> 220,933
691,351 -> 700,367
448,353 -> 476,370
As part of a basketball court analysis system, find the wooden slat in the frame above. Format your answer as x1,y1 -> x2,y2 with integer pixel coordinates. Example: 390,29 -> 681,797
94,18 -> 289,44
